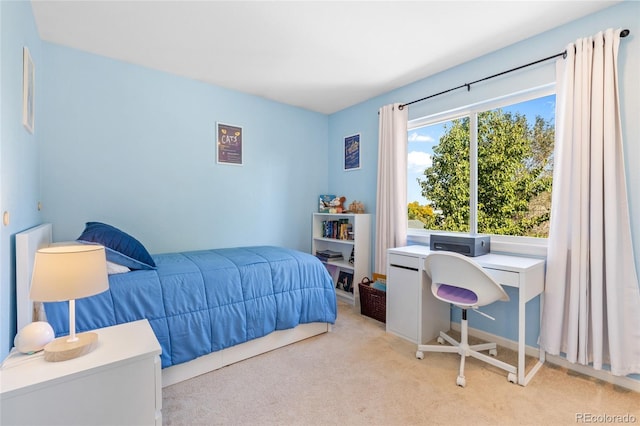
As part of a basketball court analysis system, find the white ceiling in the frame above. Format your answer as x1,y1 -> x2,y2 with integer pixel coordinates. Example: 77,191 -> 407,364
31,0 -> 620,114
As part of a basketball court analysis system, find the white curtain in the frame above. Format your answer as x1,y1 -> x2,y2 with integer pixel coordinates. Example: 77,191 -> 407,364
539,29 -> 640,376
375,103 -> 408,273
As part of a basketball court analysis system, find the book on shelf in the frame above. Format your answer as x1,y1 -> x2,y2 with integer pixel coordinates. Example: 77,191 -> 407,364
322,219 -> 354,240
315,249 -> 344,262
316,255 -> 344,262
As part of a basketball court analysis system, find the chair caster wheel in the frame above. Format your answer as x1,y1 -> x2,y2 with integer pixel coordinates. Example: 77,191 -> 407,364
508,373 -> 517,384
416,351 -> 424,359
437,336 -> 445,344
489,348 -> 497,356
456,376 -> 466,387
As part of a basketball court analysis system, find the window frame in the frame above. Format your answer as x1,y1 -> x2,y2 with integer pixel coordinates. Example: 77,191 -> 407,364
407,84 -> 555,257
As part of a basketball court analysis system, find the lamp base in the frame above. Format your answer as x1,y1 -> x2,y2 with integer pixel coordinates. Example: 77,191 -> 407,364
43,332 -> 99,362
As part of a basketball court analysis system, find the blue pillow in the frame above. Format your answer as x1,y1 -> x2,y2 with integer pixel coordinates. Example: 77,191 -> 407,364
77,222 -> 156,270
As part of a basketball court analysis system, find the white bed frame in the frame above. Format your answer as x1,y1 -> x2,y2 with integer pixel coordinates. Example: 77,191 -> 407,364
16,223 -> 331,388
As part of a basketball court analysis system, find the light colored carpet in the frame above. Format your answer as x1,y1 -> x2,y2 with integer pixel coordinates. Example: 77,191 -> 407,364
163,302 -> 639,425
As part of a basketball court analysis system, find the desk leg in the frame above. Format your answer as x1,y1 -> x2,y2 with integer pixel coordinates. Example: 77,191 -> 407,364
517,291 -> 546,386
518,292 -> 526,385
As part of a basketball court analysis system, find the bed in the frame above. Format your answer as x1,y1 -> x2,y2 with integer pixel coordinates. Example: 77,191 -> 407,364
16,222 -> 337,387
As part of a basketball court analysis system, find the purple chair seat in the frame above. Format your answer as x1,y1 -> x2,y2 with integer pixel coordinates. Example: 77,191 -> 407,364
436,284 -> 478,305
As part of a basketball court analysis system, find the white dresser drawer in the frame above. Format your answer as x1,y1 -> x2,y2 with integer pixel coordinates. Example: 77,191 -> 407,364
484,267 -> 519,287
388,253 -> 420,270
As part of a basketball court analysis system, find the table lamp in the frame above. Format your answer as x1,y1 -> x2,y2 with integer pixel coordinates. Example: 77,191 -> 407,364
29,243 -> 109,362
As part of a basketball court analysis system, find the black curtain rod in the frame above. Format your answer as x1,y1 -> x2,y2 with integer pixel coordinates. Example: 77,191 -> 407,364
399,28 -> 630,110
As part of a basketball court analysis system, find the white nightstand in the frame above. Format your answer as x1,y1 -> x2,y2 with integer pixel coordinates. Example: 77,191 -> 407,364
1,319 -> 162,425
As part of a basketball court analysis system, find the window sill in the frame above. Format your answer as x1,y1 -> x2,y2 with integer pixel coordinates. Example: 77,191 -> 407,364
406,229 -> 548,259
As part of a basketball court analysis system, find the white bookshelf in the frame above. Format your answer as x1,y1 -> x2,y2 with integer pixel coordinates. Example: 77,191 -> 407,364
312,213 -> 371,306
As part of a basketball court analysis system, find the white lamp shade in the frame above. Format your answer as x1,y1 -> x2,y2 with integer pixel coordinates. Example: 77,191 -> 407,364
29,244 -> 109,302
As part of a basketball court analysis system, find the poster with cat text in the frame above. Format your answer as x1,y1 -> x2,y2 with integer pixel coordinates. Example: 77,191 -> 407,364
217,122 -> 243,165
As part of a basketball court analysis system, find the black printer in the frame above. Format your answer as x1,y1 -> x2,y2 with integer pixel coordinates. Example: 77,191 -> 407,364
429,233 -> 490,257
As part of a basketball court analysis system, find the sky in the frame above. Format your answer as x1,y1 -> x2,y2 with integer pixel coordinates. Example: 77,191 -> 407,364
407,94 -> 556,204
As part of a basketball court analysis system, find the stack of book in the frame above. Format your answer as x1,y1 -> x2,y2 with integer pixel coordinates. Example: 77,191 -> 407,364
315,249 -> 343,263
322,219 -> 353,240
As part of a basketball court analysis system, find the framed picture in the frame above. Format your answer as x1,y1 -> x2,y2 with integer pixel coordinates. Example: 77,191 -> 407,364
344,133 -> 360,171
318,194 -> 336,213
336,270 -> 354,293
22,47 -> 35,134
216,122 -> 243,165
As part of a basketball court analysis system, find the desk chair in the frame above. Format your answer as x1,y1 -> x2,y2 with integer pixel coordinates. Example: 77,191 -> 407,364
416,251 -> 517,387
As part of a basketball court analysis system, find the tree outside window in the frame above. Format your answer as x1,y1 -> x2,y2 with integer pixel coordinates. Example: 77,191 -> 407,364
408,94 -> 555,238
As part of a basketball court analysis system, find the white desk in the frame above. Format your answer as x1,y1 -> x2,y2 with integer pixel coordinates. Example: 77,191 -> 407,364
386,245 -> 545,386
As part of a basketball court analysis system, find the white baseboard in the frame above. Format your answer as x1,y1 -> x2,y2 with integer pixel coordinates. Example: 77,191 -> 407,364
451,323 -> 640,393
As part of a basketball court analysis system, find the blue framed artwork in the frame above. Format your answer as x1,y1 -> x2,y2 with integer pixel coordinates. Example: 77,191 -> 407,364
216,122 -> 243,165
344,133 -> 361,171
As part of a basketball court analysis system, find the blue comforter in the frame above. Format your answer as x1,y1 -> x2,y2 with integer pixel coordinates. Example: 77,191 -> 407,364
44,246 -> 337,368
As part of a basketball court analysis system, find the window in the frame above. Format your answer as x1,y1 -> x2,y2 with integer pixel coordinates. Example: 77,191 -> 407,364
407,88 -> 555,238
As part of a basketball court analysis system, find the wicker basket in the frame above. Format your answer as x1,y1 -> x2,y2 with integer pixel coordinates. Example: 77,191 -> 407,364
358,276 -> 386,323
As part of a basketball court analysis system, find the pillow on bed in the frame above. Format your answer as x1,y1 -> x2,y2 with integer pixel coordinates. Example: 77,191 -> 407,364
77,222 -> 156,270
107,261 -> 131,275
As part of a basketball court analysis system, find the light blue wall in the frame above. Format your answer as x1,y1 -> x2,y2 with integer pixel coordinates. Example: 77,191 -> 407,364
0,1 -> 42,359
39,43 -> 329,255
1,1 -> 638,381
328,1 -> 639,379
